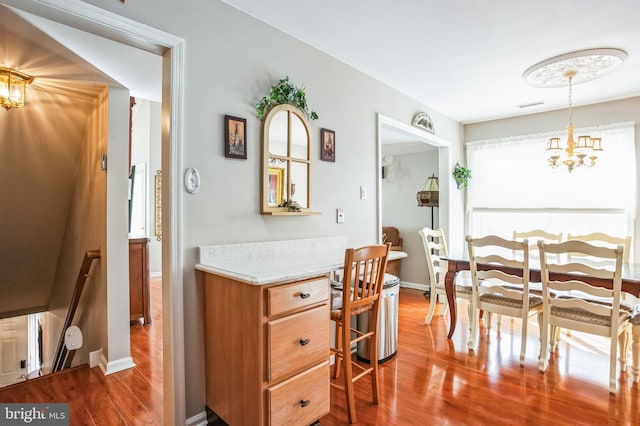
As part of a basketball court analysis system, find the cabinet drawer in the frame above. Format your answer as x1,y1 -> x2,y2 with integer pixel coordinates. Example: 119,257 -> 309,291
267,361 -> 329,426
268,277 -> 329,317
267,305 -> 329,382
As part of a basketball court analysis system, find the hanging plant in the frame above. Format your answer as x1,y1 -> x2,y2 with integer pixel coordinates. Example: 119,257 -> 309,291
452,162 -> 471,189
256,76 -> 319,121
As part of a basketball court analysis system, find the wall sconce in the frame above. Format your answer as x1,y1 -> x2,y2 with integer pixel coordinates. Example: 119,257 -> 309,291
0,67 -> 34,110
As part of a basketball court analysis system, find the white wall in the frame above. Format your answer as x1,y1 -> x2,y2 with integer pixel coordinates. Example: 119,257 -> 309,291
47,88 -> 108,368
382,150 -> 439,287
104,87 -> 133,369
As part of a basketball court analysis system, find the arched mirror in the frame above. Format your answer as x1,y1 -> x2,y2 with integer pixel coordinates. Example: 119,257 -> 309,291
261,104 -> 316,215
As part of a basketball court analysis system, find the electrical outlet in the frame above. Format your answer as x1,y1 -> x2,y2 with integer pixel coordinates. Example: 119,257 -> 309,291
360,185 -> 368,200
337,208 -> 345,223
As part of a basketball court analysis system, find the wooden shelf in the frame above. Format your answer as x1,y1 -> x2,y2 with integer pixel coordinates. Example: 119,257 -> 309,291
262,211 -> 321,216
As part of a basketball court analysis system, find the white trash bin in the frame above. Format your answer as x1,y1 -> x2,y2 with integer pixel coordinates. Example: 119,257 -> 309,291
356,273 -> 400,364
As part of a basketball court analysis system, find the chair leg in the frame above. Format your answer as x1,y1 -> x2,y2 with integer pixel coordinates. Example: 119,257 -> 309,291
425,290 -> 438,325
466,301 -> 473,334
370,327 -> 380,405
537,312 -> 544,360
519,312 -> 528,367
550,326 -> 559,352
539,316 -> 549,372
609,329 -> 618,394
333,321 -> 343,379
486,312 -> 493,336
439,296 -> 449,316
619,325 -> 629,373
342,318 -> 357,424
632,324 -> 640,383
468,306 -> 478,350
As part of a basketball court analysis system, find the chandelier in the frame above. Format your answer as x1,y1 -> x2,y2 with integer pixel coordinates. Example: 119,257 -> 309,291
523,48 -> 627,172
544,70 -> 602,172
0,67 -> 34,110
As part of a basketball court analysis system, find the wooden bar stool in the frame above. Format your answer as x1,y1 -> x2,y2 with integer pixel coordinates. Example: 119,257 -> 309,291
330,243 -> 391,424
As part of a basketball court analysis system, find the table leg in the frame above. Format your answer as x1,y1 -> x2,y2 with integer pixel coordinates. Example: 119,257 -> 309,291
445,267 -> 457,339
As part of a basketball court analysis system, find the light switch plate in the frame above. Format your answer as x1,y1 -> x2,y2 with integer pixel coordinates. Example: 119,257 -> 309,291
360,185 -> 368,200
337,208 -> 345,223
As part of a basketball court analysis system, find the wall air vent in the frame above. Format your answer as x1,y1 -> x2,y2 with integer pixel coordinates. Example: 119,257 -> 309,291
518,100 -> 544,109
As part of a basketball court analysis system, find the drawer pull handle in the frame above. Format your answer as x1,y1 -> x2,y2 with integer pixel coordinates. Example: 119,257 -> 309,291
299,338 -> 310,346
300,292 -> 311,299
300,399 -> 311,408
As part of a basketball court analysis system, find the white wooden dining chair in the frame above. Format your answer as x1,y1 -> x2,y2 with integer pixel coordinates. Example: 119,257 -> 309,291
537,240 -> 630,393
466,235 -> 543,366
513,229 -> 563,263
513,229 -> 563,253
419,227 -> 473,327
567,232 -> 631,263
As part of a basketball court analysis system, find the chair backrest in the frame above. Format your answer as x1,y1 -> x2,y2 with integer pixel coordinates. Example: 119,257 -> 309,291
418,227 -> 448,288
537,240 -> 623,324
567,232 -> 631,263
513,229 -> 563,252
382,226 -> 403,250
466,235 -> 530,304
341,243 -> 391,314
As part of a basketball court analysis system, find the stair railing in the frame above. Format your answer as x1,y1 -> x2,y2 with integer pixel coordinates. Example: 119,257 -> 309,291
51,250 -> 101,372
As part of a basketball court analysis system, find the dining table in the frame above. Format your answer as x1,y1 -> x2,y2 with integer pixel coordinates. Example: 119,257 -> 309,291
442,255 -> 640,339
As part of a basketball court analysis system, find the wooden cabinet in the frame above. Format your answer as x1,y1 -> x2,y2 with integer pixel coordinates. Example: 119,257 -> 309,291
203,273 -> 330,425
129,238 -> 150,324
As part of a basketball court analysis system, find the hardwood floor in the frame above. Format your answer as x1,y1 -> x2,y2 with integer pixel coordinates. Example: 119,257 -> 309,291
321,288 -> 640,425
2,284 -> 638,425
0,277 -> 163,425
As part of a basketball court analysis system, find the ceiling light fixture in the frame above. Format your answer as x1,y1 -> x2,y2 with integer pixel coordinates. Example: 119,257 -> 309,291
523,48 -> 627,172
0,67 -> 34,111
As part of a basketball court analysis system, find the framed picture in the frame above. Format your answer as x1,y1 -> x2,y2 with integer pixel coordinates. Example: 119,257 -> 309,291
267,167 -> 284,207
224,115 -> 247,159
320,128 -> 335,162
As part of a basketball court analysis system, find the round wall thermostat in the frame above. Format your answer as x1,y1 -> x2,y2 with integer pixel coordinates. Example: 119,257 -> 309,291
184,168 -> 201,194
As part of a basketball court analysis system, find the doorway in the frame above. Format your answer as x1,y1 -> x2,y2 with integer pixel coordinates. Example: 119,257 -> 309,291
376,113 -> 450,287
2,1 -> 186,423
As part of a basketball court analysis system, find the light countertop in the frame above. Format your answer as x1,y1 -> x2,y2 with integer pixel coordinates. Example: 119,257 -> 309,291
196,236 -> 407,285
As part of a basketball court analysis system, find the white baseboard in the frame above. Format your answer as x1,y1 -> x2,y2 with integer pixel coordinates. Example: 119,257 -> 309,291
89,349 -> 103,368
99,354 -> 136,375
400,281 -> 428,291
185,411 -> 208,426
150,271 -> 162,278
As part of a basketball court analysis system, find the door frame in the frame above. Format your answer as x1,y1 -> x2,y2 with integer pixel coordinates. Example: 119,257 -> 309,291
3,0 -> 186,423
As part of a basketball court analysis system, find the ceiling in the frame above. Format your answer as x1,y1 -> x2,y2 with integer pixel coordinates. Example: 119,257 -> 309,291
220,0 -> 640,125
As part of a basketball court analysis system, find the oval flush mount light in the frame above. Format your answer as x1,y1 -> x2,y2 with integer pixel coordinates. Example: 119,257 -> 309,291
523,48 -> 627,88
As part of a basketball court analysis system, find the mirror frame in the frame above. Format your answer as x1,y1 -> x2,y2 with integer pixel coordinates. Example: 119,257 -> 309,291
261,103 -> 316,215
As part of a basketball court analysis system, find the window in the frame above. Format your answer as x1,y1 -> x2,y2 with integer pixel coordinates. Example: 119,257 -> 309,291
466,122 -> 635,258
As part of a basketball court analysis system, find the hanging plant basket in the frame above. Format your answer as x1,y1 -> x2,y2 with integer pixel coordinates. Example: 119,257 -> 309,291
452,162 -> 471,189
256,76 -> 318,121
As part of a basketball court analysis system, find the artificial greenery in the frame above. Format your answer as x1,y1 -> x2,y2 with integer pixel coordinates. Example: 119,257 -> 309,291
452,162 -> 471,189
256,76 -> 319,121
